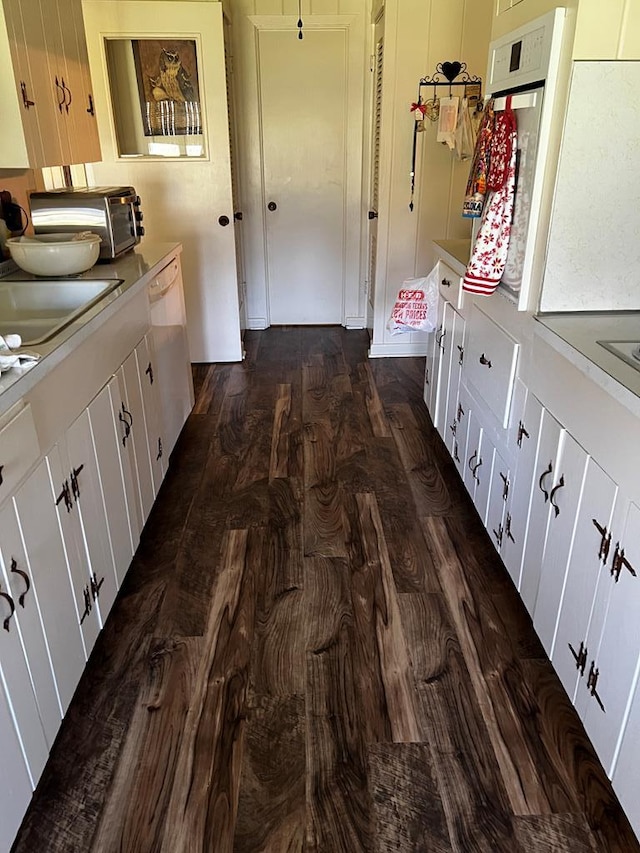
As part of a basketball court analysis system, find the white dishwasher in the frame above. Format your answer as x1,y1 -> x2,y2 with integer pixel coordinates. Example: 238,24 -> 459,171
148,255 -> 194,457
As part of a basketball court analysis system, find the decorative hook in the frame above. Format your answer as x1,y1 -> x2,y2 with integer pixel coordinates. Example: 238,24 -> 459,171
297,0 -> 304,39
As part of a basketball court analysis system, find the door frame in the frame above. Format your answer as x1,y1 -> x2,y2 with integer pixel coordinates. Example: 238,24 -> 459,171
236,13 -> 367,329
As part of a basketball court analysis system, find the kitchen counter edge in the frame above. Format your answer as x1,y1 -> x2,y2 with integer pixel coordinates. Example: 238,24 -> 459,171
0,242 -> 182,419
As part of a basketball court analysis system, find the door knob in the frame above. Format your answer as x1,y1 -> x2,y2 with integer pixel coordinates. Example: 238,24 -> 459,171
234,211 -> 243,221
368,210 -> 378,220
267,201 -> 277,212
218,215 -> 230,226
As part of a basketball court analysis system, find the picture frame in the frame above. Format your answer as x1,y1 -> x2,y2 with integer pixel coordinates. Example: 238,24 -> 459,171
132,39 -> 202,137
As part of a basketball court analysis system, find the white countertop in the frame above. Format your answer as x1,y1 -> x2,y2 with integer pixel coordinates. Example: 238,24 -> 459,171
535,312 -> 640,419
0,242 -> 180,418
432,238 -> 640,419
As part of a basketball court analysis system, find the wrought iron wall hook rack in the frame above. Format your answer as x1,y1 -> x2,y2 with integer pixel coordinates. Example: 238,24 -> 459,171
419,61 -> 482,95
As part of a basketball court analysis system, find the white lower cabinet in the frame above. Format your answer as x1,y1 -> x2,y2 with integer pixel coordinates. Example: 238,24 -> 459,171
13,456 -> 87,716
486,446 -> 510,556
552,460 -> 618,703
86,376 -> 139,587
501,381 -> 541,586
613,662 -> 640,839
576,501 -> 640,777
424,297 -> 445,418
519,405 -> 563,615
0,682 -> 33,852
533,432 -> 589,655
120,335 -> 166,526
0,541 -> 49,786
463,408 -> 493,524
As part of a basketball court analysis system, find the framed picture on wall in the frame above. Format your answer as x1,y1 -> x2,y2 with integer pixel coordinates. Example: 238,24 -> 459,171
132,39 -> 202,136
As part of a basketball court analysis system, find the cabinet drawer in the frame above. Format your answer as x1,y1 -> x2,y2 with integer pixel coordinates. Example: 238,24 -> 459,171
464,306 -> 519,427
438,260 -> 465,310
0,403 -> 40,499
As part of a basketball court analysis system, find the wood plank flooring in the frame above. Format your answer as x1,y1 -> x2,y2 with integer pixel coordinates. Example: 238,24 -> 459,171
12,327 -> 639,853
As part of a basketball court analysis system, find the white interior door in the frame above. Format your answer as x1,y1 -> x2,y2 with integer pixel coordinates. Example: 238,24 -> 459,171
259,28 -> 347,325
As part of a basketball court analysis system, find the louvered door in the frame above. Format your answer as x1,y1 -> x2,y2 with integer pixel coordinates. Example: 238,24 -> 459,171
367,13 -> 384,332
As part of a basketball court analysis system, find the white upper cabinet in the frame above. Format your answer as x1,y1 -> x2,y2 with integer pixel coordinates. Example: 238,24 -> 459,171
0,0 -> 100,168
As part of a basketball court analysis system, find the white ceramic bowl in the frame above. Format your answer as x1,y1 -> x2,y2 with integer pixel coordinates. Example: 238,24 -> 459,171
6,232 -> 102,276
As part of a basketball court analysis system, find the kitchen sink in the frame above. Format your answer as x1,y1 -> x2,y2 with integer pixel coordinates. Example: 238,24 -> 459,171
598,340 -> 640,373
0,278 -> 124,345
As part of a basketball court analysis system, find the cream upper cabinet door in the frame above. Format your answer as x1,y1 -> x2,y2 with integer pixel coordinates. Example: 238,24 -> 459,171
83,1 -> 242,363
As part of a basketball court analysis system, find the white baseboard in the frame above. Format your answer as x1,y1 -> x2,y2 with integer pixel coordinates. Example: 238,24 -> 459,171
368,341 -> 428,358
345,316 -> 366,329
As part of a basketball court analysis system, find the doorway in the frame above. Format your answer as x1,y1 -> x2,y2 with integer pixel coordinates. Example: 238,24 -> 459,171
239,14 -> 366,329
259,28 -> 346,325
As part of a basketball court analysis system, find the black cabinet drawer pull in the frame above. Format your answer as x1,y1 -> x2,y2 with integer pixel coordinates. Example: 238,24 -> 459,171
538,462 -> 553,501
468,450 -> 477,472
10,558 -> 30,607
441,277 -> 451,288
471,457 -> 483,483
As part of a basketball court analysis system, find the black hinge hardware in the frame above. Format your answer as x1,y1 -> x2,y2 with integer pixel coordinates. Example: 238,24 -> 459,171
20,81 -> 34,108
157,437 -> 163,460
90,572 -> 104,601
504,513 -> 515,543
587,661 -> 605,712
456,403 -> 464,422
453,441 -> 460,463
592,518 -> 612,564
493,523 -> 503,548
517,420 -> 529,448
70,464 -> 84,501
610,544 -> 637,583
0,464 -> 3,486
568,640 -> 588,676
80,585 -> 92,625
457,344 -> 464,366
145,362 -> 154,384
55,480 -> 73,512
449,420 -> 457,437
500,471 -> 509,501
424,367 -> 429,386
86,93 -> 95,116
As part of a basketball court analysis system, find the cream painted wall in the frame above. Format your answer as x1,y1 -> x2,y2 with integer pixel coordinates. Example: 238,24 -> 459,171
369,0 -> 493,357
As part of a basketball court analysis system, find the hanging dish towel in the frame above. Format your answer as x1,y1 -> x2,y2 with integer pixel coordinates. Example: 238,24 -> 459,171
463,98 -> 518,295
437,97 -> 460,149
453,97 -> 476,161
462,99 -> 495,218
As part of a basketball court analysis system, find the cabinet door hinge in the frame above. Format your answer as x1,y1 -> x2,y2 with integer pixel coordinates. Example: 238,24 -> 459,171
517,420 -> 529,447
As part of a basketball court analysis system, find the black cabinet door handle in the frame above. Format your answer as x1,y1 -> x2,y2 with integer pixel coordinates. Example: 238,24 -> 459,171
0,588 -> 16,632
538,462 -> 553,501
10,558 -> 30,607
441,277 -> 451,288
549,475 -> 565,518
145,362 -> 154,384
20,81 -> 35,108
368,209 -> 378,220
218,215 -> 230,226
0,464 -> 3,486
86,93 -> 95,116
479,353 -> 492,368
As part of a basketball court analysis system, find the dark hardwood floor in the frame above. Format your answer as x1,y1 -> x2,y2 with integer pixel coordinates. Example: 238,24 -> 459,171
12,326 -> 639,853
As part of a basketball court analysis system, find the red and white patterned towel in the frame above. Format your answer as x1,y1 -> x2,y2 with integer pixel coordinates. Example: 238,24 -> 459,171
463,99 -> 518,295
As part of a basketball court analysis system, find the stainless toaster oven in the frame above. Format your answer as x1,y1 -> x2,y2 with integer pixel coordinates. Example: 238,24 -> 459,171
30,186 -> 144,260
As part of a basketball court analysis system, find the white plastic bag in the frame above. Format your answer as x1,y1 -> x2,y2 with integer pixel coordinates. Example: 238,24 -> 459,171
387,268 -> 439,335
